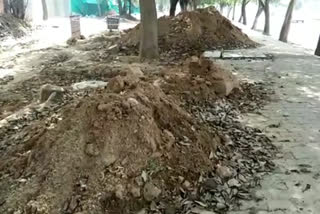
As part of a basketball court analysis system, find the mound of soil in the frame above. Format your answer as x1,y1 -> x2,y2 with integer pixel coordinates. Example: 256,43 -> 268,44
0,71 -> 220,213
160,56 -> 239,103
121,7 -> 256,57
0,14 -> 29,38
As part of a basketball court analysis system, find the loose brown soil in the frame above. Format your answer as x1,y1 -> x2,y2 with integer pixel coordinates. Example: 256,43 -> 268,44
121,7 -> 257,58
0,18 -> 275,214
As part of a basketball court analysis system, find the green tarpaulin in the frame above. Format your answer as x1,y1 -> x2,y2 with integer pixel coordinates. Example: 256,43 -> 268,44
71,0 -> 139,16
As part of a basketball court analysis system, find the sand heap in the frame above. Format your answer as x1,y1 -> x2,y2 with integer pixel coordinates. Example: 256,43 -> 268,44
121,7 -> 256,57
0,69 -> 220,214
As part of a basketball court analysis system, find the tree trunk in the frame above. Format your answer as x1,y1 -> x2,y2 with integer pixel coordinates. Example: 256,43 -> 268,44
180,0 -> 188,12
170,0 -> 179,16
251,0 -> 263,30
97,0 -> 102,16
10,0 -> 26,19
227,6 -> 232,18
139,0 -> 159,59
279,0 -> 295,42
123,0 -> 127,15
263,0 -> 270,35
3,0 -> 9,13
192,0 -> 198,10
315,35 -> 320,56
41,0 -> 48,20
232,0 -> 236,20
241,0 -> 247,25
129,0 -> 132,15
117,0 -> 123,15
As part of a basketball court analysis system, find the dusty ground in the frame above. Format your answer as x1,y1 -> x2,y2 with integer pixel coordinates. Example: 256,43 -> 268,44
221,25 -> 320,214
0,10 -> 280,214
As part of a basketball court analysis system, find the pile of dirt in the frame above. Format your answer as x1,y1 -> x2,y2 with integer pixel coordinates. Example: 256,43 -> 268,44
0,14 -> 29,38
160,56 -> 239,103
121,7 -> 257,58
0,70 -> 220,213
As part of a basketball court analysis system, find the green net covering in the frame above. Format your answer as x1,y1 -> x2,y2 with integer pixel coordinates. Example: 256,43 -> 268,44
71,0 -> 140,16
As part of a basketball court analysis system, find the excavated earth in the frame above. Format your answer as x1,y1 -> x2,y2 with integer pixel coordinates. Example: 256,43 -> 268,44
0,11 -> 275,214
121,7 -> 257,59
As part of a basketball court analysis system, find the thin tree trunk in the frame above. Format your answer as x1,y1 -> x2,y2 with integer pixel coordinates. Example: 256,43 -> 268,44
263,0 -> 270,35
139,0 -> 159,59
232,0 -> 236,20
129,0 -> 132,15
252,0 -> 263,30
41,0 -> 48,20
315,35 -> 320,56
117,0 -> 123,15
170,0 -> 179,16
97,0 -> 102,16
227,6 -> 232,18
192,0 -> 198,10
279,0 -> 296,42
3,0 -> 9,13
241,0 -> 247,25
123,0 -> 127,15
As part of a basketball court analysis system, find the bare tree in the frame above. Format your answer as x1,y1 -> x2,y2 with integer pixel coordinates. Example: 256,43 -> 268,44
232,0 -> 236,20
41,0 -> 48,20
279,0 -> 295,42
239,0 -> 250,25
263,0 -> 270,35
252,0 -> 263,30
139,0 -> 159,59
315,35 -> 320,56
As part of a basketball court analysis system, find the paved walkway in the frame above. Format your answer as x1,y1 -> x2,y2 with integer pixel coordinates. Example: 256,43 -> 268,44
224,27 -> 320,214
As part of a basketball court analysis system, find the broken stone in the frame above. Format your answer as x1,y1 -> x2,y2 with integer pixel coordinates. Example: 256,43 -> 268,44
182,180 -> 191,189
130,185 -> 141,198
126,64 -> 144,77
227,178 -> 241,187
143,182 -> 161,201
162,129 -> 175,149
107,76 -> 125,93
71,81 -> 108,91
115,184 -> 125,200
216,165 -> 233,179
202,178 -> 218,190
84,143 -> 100,157
39,84 -> 65,103
102,154 -> 117,167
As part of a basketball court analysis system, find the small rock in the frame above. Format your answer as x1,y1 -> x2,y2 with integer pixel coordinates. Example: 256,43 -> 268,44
227,178 -> 241,187
183,180 -> 191,189
85,143 -> 100,157
165,206 -> 176,214
216,165 -> 232,179
39,84 -> 65,103
115,184 -> 125,200
202,178 -> 218,190
163,129 -> 175,149
136,209 -> 147,214
107,76 -> 125,93
143,182 -> 161,201
102,154 -> 117,167
130,185 -> 141,198
216,202 -> 226,210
